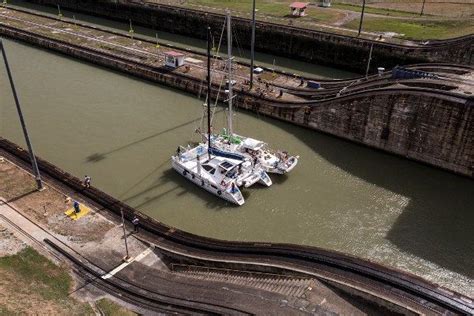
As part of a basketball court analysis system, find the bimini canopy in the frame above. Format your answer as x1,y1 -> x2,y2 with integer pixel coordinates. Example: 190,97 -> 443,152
241,138 -> 265,150
209,147 -> 245,161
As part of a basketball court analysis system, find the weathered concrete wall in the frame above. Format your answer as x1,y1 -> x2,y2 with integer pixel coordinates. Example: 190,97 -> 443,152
238,92 -> 473,176
1,24 -> 472,177
22,0 -> 474,73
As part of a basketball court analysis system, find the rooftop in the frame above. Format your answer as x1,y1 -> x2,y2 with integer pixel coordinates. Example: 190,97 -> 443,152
289,2 -> 309,9
165,50 -> 185,57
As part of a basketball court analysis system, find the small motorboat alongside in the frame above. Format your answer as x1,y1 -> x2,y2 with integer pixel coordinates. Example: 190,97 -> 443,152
215,132 -> 299,175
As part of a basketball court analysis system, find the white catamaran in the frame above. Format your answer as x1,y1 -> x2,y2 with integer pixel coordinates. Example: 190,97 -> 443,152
171,26 -> 270,205
213,12 -> 299,175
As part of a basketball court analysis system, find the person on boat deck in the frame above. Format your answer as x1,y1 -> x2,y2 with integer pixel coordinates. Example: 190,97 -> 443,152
231,182 -> 237,193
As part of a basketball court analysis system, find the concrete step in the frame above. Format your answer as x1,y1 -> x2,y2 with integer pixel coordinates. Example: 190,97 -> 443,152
173,266 -> 313,298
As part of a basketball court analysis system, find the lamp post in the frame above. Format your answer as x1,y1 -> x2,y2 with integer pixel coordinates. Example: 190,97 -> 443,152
365,42 -> 373,78
120,209 -> 130,261
0,40 -> 43,191
420,0 -> 426,16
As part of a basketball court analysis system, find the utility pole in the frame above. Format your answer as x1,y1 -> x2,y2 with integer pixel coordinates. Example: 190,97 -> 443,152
420,0 -> 426,16
249,0 -> 256,90
129,19 -> 134,39
365,42 -> 373,78
57,4 -> 62,18
226,11 -> 233,137
120,209 -> 131,261
0,40 -> 43,190
358,0 -> 366,37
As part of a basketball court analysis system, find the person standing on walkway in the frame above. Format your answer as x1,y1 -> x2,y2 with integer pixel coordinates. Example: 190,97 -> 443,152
84,175 -> 91,188
132,216 -> 140,233
73,200 -> 81,214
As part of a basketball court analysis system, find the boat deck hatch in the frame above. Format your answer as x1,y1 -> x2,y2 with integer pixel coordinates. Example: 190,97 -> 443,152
219,161 -> 234,170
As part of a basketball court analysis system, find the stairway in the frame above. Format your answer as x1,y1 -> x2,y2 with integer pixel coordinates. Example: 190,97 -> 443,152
172,265 -> 314,298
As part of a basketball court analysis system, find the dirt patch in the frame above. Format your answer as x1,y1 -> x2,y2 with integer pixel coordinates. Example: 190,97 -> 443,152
0,159 -> 114,243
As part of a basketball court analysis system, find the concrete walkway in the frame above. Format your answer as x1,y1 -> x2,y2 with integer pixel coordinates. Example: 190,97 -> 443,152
0,200 -> 58,259
0,198 -> 154,275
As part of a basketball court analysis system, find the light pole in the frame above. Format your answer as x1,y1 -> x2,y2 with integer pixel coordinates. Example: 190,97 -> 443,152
358,0 -> 366,37
365,42 -> 373,78
250,0 -> 256,89
420,0 -> 426,16
120,209 -> 130,261
0,40 -> 43,191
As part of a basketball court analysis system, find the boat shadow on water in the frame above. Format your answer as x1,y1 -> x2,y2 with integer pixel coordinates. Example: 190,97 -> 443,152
83,114 -> 210,163
125,168 -> 241,211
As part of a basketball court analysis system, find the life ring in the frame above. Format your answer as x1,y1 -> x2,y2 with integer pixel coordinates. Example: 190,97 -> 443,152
183,170 -> 187,176
217,190 -> 222,195
221,180 -> 226,186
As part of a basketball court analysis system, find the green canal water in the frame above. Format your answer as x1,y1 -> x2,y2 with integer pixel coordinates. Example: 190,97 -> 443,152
0,39 -> 473,297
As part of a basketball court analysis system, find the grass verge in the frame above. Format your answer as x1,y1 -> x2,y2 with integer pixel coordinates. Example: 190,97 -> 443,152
0,247 -> 93,315
96,298 -> 137,316
333,3 -> 421,17
344,18 -> 474,40
184,0 -> 342,23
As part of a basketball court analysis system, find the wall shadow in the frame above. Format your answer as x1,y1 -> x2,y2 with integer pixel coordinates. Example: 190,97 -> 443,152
265,115 -> 474,279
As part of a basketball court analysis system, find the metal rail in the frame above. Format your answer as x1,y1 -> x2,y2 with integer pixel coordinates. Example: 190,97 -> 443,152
44,239 -> 250,315
0,197 -> 249,314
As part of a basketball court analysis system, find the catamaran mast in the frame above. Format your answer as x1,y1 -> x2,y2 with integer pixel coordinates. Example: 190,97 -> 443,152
207,26 -> 212,159
250,0 -> 256,90
226,11 -> 233,137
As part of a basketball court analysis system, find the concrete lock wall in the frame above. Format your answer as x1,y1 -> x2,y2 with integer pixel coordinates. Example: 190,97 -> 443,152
1,23 -> 472,177
238,92 -> 473,177
24,0 -> 474,73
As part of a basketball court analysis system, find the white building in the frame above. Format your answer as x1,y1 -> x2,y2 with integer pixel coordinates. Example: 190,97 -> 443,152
164,51 -> 185,68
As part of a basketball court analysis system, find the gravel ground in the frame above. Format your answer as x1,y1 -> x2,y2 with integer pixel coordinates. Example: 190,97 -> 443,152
0,223 -> 26,257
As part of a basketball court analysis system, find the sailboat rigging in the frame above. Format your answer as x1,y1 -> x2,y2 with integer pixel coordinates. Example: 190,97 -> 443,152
171,26 -> 265,205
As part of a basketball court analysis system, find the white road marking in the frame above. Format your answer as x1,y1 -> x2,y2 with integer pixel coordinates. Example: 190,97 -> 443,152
101,247 -> 153,279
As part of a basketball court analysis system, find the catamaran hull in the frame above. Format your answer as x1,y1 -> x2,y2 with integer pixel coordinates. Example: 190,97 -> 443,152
258,170 -> 273,186
171,159 -> 245,206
